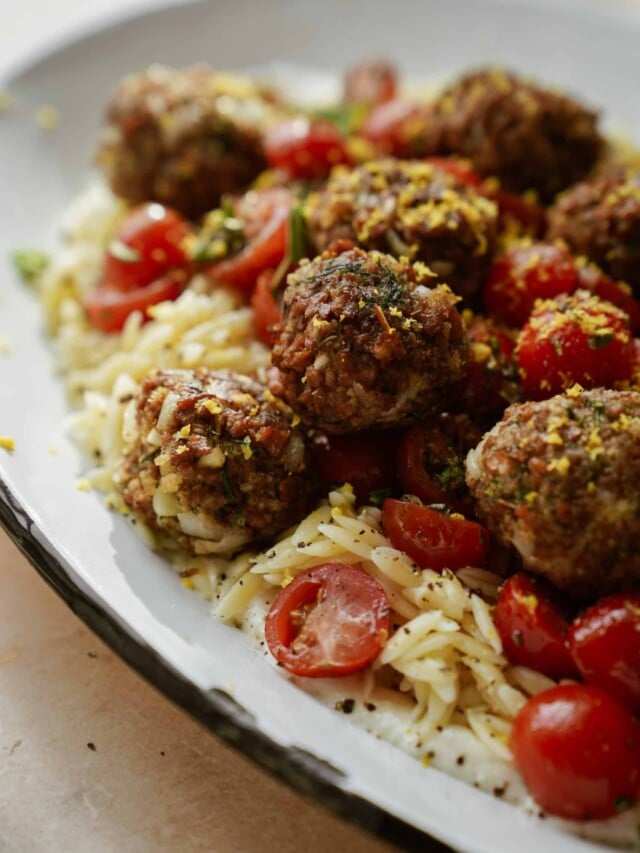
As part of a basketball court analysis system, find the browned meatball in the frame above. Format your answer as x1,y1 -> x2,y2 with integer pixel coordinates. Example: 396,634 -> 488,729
466,388 -> 640,599
305,159 -> 497,300
119,369 -> 317,555
96,65 -> 272,218
424,68 -> 602,202
269,243 -> 468,433
547,169 -> 640,294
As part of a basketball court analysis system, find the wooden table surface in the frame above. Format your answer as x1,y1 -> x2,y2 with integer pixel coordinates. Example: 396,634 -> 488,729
0,529 -> 396,852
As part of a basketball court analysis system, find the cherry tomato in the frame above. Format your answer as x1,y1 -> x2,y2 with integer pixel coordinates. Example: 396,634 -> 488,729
311,430 -> 399,506
511,684 -> 640,820
425,156 -> 483,188
250,270 -> 282,346
396,414 -> 481,512
264,117 -> 349,180
484,242 -> 578,328
83,268 -> 187,333
103,203 -> 191,292
494,573 -> 578,680
264,563 -> 391,678
343,60 -> 397,106
516,291 -> 635,400
576,263 -> 640,335
492,190 -> 547,237
360,98 -> 431,158
382,499 -> 490,572
206,188 -> 291,293
458,315 -> 519,415
568,593 -> 640,714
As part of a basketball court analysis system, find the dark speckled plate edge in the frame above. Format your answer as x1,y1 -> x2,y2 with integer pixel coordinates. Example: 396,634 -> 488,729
0,475 -> 453,853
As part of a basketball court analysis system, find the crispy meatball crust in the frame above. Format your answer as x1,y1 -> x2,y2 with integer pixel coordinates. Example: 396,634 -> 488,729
119,369 -> 317,555
547,169 -> 640,294
466,389 -> 640,599
305,159 -> 497,300
269,243 -> 468,434
96,65 -> 270,218
424,68 -> 602,202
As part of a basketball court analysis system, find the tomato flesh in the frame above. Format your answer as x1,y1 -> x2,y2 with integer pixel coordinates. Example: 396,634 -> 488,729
311,430 -> 399,505
264,117 -> 349,180
494,573 -> 578,680
568,593 -> 640,714
250,270 -> 282,346
104,203 -> 191,292
265,563 -> 391,678
511,684 -> 640,820
382,499 -> 490,572
516,291 -> 635,400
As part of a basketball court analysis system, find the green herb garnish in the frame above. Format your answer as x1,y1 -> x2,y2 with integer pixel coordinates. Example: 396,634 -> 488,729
11,248 -> 50,283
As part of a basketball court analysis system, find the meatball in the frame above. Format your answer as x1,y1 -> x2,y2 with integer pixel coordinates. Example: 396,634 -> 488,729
305,159 -> 498,300
96,65 -> 272,218
119,369 -> 316,555
466,388 -> 640,598
424,68 -> 602,202
547,169 -> 640,294
269,243 -> 468,433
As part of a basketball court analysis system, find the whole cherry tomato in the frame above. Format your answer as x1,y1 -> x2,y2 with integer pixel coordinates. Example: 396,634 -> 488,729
83,268 -> 188,333
511,684 -> 640,820
103,203 -> 191,292
311,430 -> 399,506
576,262 -> 640,335
343,60 -> 398,106
265,563 -> 391,678
360,98 -> 431,158
264,117 -> 349,180
206,188 -> 291,293
568,593 -> 640,714
494,573 -> 578,680
516,291 -> 635,400
382,499 -> 490,572
484,242 -> 578,328
250,270 -> 282,346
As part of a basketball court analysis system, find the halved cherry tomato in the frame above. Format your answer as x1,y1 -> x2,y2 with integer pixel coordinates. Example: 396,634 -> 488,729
576,263 -> 640,335
396,414 -> 481,512
516,291 -> 635,400
360,98 -> 431,158
264,117 -> 349,180
103,203 -> 191,292
484,242 -> 578,328
311,430 -> 400,505
344,60 -> 397,106
494,573 -> 578,680
264,563 -> 391,678
83,268 -> 188,333
206,188 -> 291,293
568,593 -> 640,714
381,499 -> 490,572
511,684 -> 640,820
250,270 -> 282,346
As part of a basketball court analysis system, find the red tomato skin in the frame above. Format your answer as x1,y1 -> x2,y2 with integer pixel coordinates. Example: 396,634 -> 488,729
104,203 -> 191,292
493,190 -> 547,237
381,499 -> 490,572
360,99 -> 431,158
494,573 -> 578,680
425,157 -> 483,188
264,117 -> 349,180
511,684 -> 640,820
484,243 -> 578,328
264,563 -> 391,678
344,60 -> 397,106
311,431 -> 399,506
568,593 -> 640,714
516,292 -> 635,400
83,269 -> 187,333
250,270 -> 282,346
206,189 -> 290,294
576,263 -> 640,335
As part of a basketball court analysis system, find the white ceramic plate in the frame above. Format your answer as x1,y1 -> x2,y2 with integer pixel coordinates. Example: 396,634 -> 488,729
2,2 -> 640,850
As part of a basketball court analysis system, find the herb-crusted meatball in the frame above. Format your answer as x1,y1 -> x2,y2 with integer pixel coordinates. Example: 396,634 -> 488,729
305,159 -> 497,300
119,369 -> 316,555
547,169 -> 640,294
269,243 -> 468,433
96,65 -> 272,218
466,388 -> 640,598
424,68 -> 602,202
